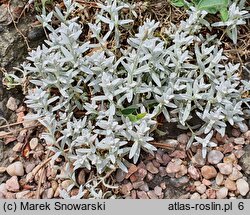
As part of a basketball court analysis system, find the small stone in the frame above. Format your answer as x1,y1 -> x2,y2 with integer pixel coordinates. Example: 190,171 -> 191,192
16,112 -> 25,123
191,149 -> 206,167
6,161 -> 24,176
216,173 -> 224,186
17,130 -> 27,143
132,181 -> 144,189
129,174 -> 137,183
201,193 -> 208,199
131,190 -> 137,199
236,179 -> 249,196
196,184 -> 206,194
16,106 -> 26,113
170,150 -> 187,159
12,142 -> 23,152
5,137 -> 16,145
47,188 -> 54,199
46,167 -> 57,180
206,189 -> 216,199
155,153 -> 163,163
188,166 -> 200,180
234,137 -> 245,145
0,183 -> 7,196
25,163 -> 35,174
77,169 -> 86,185
234,150 -> 245,159
201,166 -> 217,179
16,191 -> 31,199
217,163 -> 233,175
6,176 -> 19,192
232,129 -> 241,137
5,192 -> 16,199
139,183 -> 149,192
170,176 -> 189,187
144,153 -> 155,161
166,158 -> 182,174
190,192 -> 201,199
161,139 -> 179,148
54,186 -> 61,198
179,193 -> 191,199
229,167 -> 243,181
6,97 -> 18,111
239,147 -> 250,175
194,181 -> 201,187
146,173 -> 154,182
136,168 -> 147,180
223,143 -> 234,154
207,150 -> 224,164
0,167 -> 6,174
22,119 -> 35,128
152,160 -> 160,168
146,162 -> 159,174
202,179 -> 212,186
239,123 -> 248,133
162,153 -> 171,165
175,164 -> 187,178
0,193 -> 4,199
51,181 -> 58,191
147,191 -> 158,199
160,182 -> 166,190
61,180 -> 73,190
29,138 -> 39,150
244,131 -> 250,140
125,164 -> 138,179
234,145 -> 243,150
26,172 -> 33,183
159,167 -> 167,177
223,154 -> 237,164
137,191 -> 149,199
177,134 -> 189,145
137,162 -> 146,169
224,178 -> 236,191
9,155 -> 18,163
216,187 -> 228,199
120,183 -> 133,195
215,133 -> 223,142
154,186 -> 162,196
157,149 -> 164,155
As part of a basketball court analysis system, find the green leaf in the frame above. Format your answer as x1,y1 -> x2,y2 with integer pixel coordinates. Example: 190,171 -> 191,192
128,114 -> 137,122
197,0 -> 229,13
136,113 -> 147,120
170,0 -> 185,7
121,105 -> 139,115
191,0 -> 200,4
197,0 -> 228,9
219,8 -> 229,21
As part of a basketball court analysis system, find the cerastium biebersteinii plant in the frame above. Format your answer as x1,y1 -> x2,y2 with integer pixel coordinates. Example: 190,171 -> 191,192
11,0 -> 249,198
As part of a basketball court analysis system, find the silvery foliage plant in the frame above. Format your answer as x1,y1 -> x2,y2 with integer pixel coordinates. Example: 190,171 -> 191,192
211,0 -> 250,44
18,0 -> 249,195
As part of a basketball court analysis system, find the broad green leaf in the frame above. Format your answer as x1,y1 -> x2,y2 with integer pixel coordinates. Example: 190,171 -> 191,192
197,0 -> 229,14
136,113 -> 147,120
128,114 -> 137,122
191,0 -> 200,4
121,106 -> 138,115
220,8 -> 229,21
170,0 -> 185,7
